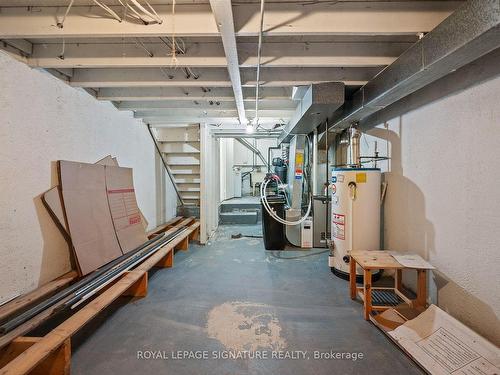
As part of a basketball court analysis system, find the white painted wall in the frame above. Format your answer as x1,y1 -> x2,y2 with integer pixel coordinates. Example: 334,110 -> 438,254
219,138 -> 235,201
0,52 -> 172,303
219,138 -> 278,198
233,138 -> 277,167
200,125 -> 220,243
359,74 -> 500,345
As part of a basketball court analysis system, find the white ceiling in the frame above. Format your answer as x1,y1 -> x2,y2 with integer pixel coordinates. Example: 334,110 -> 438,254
0,0 -> 464,130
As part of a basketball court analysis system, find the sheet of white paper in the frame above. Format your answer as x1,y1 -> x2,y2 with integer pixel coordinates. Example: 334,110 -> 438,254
388,305 -> 500,375
389,252 -> 435,269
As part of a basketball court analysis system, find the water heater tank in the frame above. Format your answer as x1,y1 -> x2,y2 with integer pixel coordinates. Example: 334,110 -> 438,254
331,168 -> 381,280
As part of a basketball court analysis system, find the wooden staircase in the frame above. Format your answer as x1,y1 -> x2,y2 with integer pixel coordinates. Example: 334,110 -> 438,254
157,125 -> 201,207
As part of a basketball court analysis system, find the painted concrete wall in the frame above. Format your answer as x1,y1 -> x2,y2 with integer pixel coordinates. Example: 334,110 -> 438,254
220,138 -> 278,198
219,138 -> 235,201
0,51 -> 166,303
359,73 -> 500,345
233,138 -> 277,167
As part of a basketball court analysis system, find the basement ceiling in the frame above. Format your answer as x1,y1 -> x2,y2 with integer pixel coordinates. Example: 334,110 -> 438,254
0,0 -> 464,129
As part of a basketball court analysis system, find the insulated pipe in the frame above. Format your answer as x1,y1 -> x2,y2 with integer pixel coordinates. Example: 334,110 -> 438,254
146,124 -> 185,206
235,138 -> 268,169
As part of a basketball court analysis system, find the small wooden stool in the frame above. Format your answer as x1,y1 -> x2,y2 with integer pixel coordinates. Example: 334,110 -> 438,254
349,251 -> 431,320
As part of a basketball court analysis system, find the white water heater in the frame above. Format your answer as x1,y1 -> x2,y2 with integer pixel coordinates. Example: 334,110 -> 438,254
331,168 -> 381,278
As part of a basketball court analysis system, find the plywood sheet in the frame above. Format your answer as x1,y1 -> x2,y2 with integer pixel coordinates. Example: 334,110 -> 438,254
105,166 -> 148,253
388,305 -> 500,375
59,160 -> 122,275
42,186 -> 69,238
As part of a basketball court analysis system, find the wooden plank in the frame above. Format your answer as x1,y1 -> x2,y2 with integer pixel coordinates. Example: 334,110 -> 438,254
0,271 -> 146,375
0,271 -> 77,322
188,226 -> 200,242
0,221 -> 198,373
415,269 -> 427,308
147,216 -> 183,238
363,269 -> 372,320
0,337 -> 70,375
0,295 -> 73,351
155,250 -> 173,268
349,256 -> 357,300
122,272 -> 148,298
350,250 -> 402,270
175,237 -> 189,252
395,269 -> 403,292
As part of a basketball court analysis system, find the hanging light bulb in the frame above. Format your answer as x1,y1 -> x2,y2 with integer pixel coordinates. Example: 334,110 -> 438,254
246,123 -> 254,133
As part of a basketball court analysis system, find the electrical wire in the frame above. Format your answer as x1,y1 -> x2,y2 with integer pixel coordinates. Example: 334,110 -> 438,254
93,0 -> 123,22
118,0 -> 162,24
57,0 -> 75,28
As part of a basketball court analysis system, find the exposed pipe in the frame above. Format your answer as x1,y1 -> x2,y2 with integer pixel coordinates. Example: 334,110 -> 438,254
146,124 -> 185,206
0,232 -> 171,334
346,127 -> 361,167
254,0 -> 265,129
235,138 -> 268,169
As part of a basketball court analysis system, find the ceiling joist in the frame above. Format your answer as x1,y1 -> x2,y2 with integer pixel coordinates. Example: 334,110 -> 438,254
69,67 -> 378,88
0,2 -> 458,39
209,0 -> 246,124
97,87 -> 292,101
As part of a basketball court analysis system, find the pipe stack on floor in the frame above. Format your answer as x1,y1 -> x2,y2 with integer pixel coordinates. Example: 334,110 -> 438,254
0,227 -> 187,335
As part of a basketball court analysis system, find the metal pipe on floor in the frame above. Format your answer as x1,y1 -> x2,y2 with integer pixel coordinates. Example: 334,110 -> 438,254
0,227 -> 188,335
64,227 -> 188,310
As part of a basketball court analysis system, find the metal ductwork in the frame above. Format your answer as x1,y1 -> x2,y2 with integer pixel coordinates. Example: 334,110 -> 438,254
329,0 -> 500,131
278,82 -> 344,144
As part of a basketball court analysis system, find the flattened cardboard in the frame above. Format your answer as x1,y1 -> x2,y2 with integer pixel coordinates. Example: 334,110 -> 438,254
95,155 -> 118,166
96,155 -> 148,231
42,186 -> 69,238
59,160 -> 122,275
388,305 -> 500,375
105,166 -> 148,253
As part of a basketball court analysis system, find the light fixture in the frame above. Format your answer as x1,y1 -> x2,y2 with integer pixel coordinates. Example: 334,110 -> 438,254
246,123 -> 254,133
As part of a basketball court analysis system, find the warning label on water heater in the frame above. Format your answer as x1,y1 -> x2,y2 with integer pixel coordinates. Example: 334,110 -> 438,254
332,213 -> 345,240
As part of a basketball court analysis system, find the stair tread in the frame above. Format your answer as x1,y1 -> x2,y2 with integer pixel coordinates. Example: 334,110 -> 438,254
220,211 -> 257,216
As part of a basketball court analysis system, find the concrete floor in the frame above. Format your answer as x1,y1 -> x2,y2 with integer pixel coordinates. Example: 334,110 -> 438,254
72,224 -> 423,375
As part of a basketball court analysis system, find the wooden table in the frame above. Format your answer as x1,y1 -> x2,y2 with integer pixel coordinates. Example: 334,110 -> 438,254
349,251 -> 430,320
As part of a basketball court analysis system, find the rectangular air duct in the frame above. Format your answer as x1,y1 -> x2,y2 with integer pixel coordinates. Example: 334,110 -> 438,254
278,82 -> 344,144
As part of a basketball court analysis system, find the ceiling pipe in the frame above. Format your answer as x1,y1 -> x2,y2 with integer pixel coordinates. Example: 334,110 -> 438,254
235,138 -> 269,168
253,0 -> 265,131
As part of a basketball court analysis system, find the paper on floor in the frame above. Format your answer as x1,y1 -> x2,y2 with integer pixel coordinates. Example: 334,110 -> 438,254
388,305 -> 500,375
